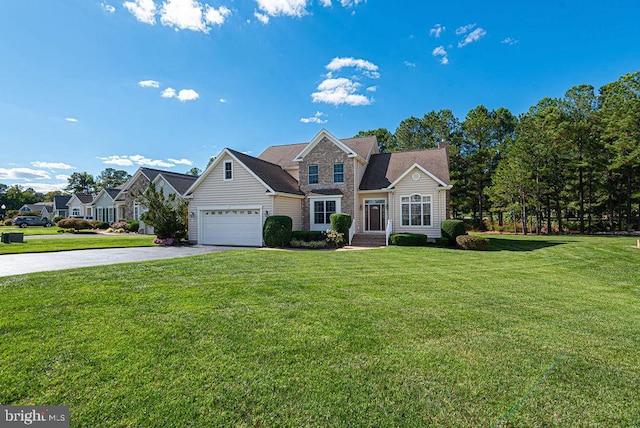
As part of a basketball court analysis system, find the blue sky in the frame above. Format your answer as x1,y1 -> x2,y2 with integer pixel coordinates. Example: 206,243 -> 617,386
1,0 -> 639,192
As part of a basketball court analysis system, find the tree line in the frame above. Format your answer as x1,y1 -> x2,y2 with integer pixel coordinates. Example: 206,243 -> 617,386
355,71 -> 640,233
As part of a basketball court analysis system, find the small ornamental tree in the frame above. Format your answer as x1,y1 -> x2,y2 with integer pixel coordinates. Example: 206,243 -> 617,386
136,183 -> 188,243
263,215 -> 292,247
330,213 -> 352,239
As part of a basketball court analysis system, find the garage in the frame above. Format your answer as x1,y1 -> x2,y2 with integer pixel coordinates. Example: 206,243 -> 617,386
200,208 -> 263,246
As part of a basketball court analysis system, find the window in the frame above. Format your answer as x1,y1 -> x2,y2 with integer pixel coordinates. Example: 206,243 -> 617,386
224,161 -> 233,180
72,208 -> 80,216
313,200 -> 336,224
333,163 -> 344,183
308,164 -> 318,184
133,204 -> 140,221
401,194 -> 432,226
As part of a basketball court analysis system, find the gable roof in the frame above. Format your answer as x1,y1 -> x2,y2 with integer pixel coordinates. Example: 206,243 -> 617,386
155,171 -> 198,195
258,131 -> 376,168
92,188 -> 121,204
73,193 -> 94,204
53,195 -> 72,209
359,147 -> 451,190
227,149 -> 303,195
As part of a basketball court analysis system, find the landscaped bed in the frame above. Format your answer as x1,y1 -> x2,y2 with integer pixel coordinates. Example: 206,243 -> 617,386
0,234 -> 638,426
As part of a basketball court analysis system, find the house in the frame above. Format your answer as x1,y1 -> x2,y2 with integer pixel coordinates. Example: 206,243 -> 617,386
66,193 -> 94,219
52,195 -> 72,218
18,202 -> 54,219
92,188 -> 122,223
114,167 -> 197,233
185,129 -> 451,246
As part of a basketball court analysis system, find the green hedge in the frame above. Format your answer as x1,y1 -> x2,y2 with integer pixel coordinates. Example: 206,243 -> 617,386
441,219 -> 467,245
263,215 -> 292,247
330,213 -> 352,238
456,235 -> 490,251
291,230 -> 325,242
57,218 -> 93,231
389,233 -> 428,246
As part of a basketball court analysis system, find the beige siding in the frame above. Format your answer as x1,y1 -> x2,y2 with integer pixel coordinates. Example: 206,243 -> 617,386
273,195 -> 302,230
390,167 -> 446,238
188,152 -> 274,242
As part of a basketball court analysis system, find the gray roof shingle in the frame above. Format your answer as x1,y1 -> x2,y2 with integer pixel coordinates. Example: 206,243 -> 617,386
227,149 -> 303,195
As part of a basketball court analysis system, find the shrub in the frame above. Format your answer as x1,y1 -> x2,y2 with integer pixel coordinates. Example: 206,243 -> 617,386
456,235 -> 490,251
263,215 -> 292,248
389,233 -> 428,246
289,238 -> 327,249
325,229 -> 345,248
441,219 -> 467,245
291,230 -> 325,242
330,213 -> 352,238
137,183 -> 188,241
433,237 -> 452,247
90,221 -> 110,230
57,218 -> 92,231
52,215 -> 65,223
2,219 -> 13,226
127,220 -> 140,232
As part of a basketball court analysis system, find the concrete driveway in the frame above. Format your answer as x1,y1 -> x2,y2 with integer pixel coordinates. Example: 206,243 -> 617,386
0,245 -> 237,277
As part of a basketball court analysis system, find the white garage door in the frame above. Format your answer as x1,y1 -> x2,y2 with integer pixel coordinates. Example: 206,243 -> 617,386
200,208 -> 263,246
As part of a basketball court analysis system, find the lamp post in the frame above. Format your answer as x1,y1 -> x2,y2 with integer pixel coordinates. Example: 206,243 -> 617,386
0,204 -> 5,220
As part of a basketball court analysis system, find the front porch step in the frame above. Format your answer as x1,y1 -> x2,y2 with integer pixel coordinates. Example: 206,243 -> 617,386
350,233 -> 387,247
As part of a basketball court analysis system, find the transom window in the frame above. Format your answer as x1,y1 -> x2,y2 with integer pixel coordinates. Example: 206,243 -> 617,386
309,164 -> 318,184
313,200 -> 336,224
72,208 -> 80,216
333,163 -> 344,183
401,194 -> 432,226
224,161 -> 233,180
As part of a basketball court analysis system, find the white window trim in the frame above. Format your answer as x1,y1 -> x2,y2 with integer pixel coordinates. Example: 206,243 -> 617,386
333,163 -> 344,184
400,194 -> 433,227
223,160 -> 233,181
363,198 -> 387,232
309,196 -> 342,231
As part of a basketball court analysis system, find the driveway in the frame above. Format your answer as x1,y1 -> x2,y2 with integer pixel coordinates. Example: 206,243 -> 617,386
0,245 -> 237,277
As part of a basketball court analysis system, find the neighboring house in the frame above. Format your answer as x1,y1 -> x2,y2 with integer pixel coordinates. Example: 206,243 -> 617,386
185,129 -> 451,246
52,195 -> 72,218
66,193 -> 94,219
92,188 -> 122,223
18,202 -> 54,219
114,167 -> 197,234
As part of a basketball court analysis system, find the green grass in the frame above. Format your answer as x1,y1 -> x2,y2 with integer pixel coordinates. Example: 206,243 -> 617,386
0,235 -> 156,254
0,225 -> 64,235
1,235 -> 638,426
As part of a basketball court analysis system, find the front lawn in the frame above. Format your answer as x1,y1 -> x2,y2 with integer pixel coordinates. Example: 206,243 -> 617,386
0,235 -> 156,254
0,225 -> 63,235
0,235 -> 638,426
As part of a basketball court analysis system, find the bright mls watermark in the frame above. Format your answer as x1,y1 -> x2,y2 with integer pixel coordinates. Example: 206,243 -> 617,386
0,406 -> 68,427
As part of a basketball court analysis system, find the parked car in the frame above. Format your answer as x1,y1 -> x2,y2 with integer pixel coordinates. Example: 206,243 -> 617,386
12,216 -> 55,228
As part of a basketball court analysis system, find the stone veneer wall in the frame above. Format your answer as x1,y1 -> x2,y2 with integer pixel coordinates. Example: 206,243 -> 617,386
298,137 -> 355,230
122,176 -> 150,220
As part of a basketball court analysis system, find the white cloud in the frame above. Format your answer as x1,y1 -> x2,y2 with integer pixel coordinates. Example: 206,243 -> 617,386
340,0 -> 365,6
319,0 -> 331,6
30,162 -> 74,170
254,11 -> 269,23
455,23 -> 476,35
65,117 -> 78,123
167,158 -> 193,165
123,0 -> 157,24
161,87 -> 177,98
138,79 -> 160,88
101,2 -> 116,13
219,98 -> 227,103
432,45 -> 449,65
98,155 -> 175,168
0,167 -> 51,180
366,85 -> 377,92
176,89 -> 199,102
429,24 -> 445,38
300,111 -> 327,124
56,174 -> 70,181
458,27 -> 486,47
19,182 -> 68,193
255,0 -> 308,19
326,57 -> 379,76
312,78 -> 372,106
404,61 -> 416,67
502,37 -> 519,45
160,0 -> 231,32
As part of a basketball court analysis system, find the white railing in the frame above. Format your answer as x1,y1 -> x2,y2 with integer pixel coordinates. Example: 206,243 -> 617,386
385,219 -> 393,246
348,219 -> 356,245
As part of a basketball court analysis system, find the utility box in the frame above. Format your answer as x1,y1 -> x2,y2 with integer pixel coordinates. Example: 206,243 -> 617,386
1,232 -> 24,243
